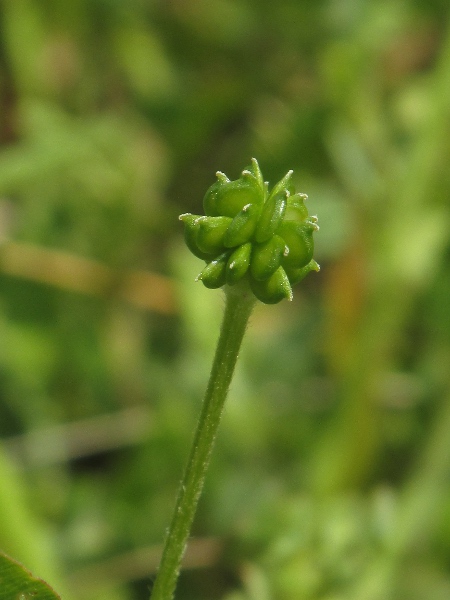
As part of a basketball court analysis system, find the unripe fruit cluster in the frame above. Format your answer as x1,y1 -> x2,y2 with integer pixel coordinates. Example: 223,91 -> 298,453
180,158 -> 319,304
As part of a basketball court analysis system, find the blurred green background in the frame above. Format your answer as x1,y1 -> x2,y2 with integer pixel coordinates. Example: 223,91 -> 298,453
1,1 -> 450,599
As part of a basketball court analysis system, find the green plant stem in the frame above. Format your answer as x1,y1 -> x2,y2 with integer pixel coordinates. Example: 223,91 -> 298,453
150,281 -> 256,600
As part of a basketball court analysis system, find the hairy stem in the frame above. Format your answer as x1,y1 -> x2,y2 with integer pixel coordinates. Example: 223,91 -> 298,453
150,281 -> 256,600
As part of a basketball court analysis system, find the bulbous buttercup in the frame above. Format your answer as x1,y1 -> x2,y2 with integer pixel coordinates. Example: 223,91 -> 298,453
180,158 -> 319,304
203,170 -> 264,218
196,216 -> 232,255
250,235 -> 286,281
223,203 -> 261,248
278,220 -> 317,270
226,242 -> 252,285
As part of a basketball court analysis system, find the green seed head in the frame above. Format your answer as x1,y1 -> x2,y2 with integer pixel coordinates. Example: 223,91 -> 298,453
250,235 -> 286,281
203,160 -> 265,218
226,242 -> 252,285
180,159 -> 319,304
223,203 -> 261,247
196,216 -> 233,255
197,252 -> 230,289
254,189 -> 287,244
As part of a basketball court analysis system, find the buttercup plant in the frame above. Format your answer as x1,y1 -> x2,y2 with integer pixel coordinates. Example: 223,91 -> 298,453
180,158 -> 319,303
150,159 -> 319,600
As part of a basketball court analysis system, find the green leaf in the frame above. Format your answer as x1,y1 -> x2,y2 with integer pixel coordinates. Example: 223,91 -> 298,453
0,552 -> 61,600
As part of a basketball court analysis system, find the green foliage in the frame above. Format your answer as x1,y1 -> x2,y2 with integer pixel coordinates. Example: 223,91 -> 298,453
1,0 -> 450,599
0,552 -> 61,600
